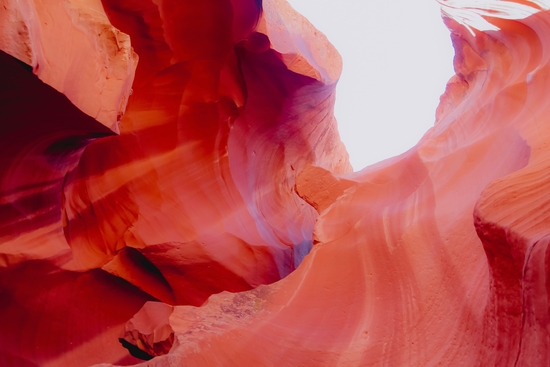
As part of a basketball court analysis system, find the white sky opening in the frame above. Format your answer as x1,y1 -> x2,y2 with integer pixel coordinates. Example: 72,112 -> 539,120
286,0 -> 456,170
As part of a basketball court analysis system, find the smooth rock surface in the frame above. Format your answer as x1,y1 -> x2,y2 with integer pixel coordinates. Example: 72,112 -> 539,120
1,0 -> 550,366
0,0 -> 137,131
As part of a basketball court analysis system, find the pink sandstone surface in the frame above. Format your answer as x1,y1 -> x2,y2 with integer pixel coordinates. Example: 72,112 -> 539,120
0,0 -> 549,366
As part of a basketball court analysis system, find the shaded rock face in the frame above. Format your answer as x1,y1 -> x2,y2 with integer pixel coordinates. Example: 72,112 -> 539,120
0,0 -> 550,366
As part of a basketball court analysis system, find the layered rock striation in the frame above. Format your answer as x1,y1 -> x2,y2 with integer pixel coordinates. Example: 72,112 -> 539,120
1,0 -> 550,366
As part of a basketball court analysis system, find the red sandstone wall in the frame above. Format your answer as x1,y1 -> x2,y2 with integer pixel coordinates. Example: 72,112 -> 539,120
0,1 -> 549,366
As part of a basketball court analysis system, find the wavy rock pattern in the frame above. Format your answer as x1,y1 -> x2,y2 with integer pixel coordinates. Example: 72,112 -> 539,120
1,0 -> 550,366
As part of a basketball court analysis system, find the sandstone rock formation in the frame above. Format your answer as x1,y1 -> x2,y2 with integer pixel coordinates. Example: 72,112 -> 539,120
1,0 -> 550,366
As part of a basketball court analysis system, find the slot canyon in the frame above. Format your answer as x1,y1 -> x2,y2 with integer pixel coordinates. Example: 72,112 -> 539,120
0,0 -> 550,366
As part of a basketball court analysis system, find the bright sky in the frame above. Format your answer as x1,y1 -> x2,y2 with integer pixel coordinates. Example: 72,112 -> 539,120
286,0 -> 456,170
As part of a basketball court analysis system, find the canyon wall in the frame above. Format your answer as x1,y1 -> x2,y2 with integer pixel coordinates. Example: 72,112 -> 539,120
0,0 -> 549,366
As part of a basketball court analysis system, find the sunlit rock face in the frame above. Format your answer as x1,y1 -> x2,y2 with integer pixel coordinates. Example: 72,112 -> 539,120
1,0 -> 550,366
0,0 -> 137,132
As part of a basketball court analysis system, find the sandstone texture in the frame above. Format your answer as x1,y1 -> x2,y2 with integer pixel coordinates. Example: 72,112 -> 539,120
1,0 -> 550,366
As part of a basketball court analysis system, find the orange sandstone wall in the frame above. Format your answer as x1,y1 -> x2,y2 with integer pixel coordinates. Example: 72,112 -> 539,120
1,0 -> 550,367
